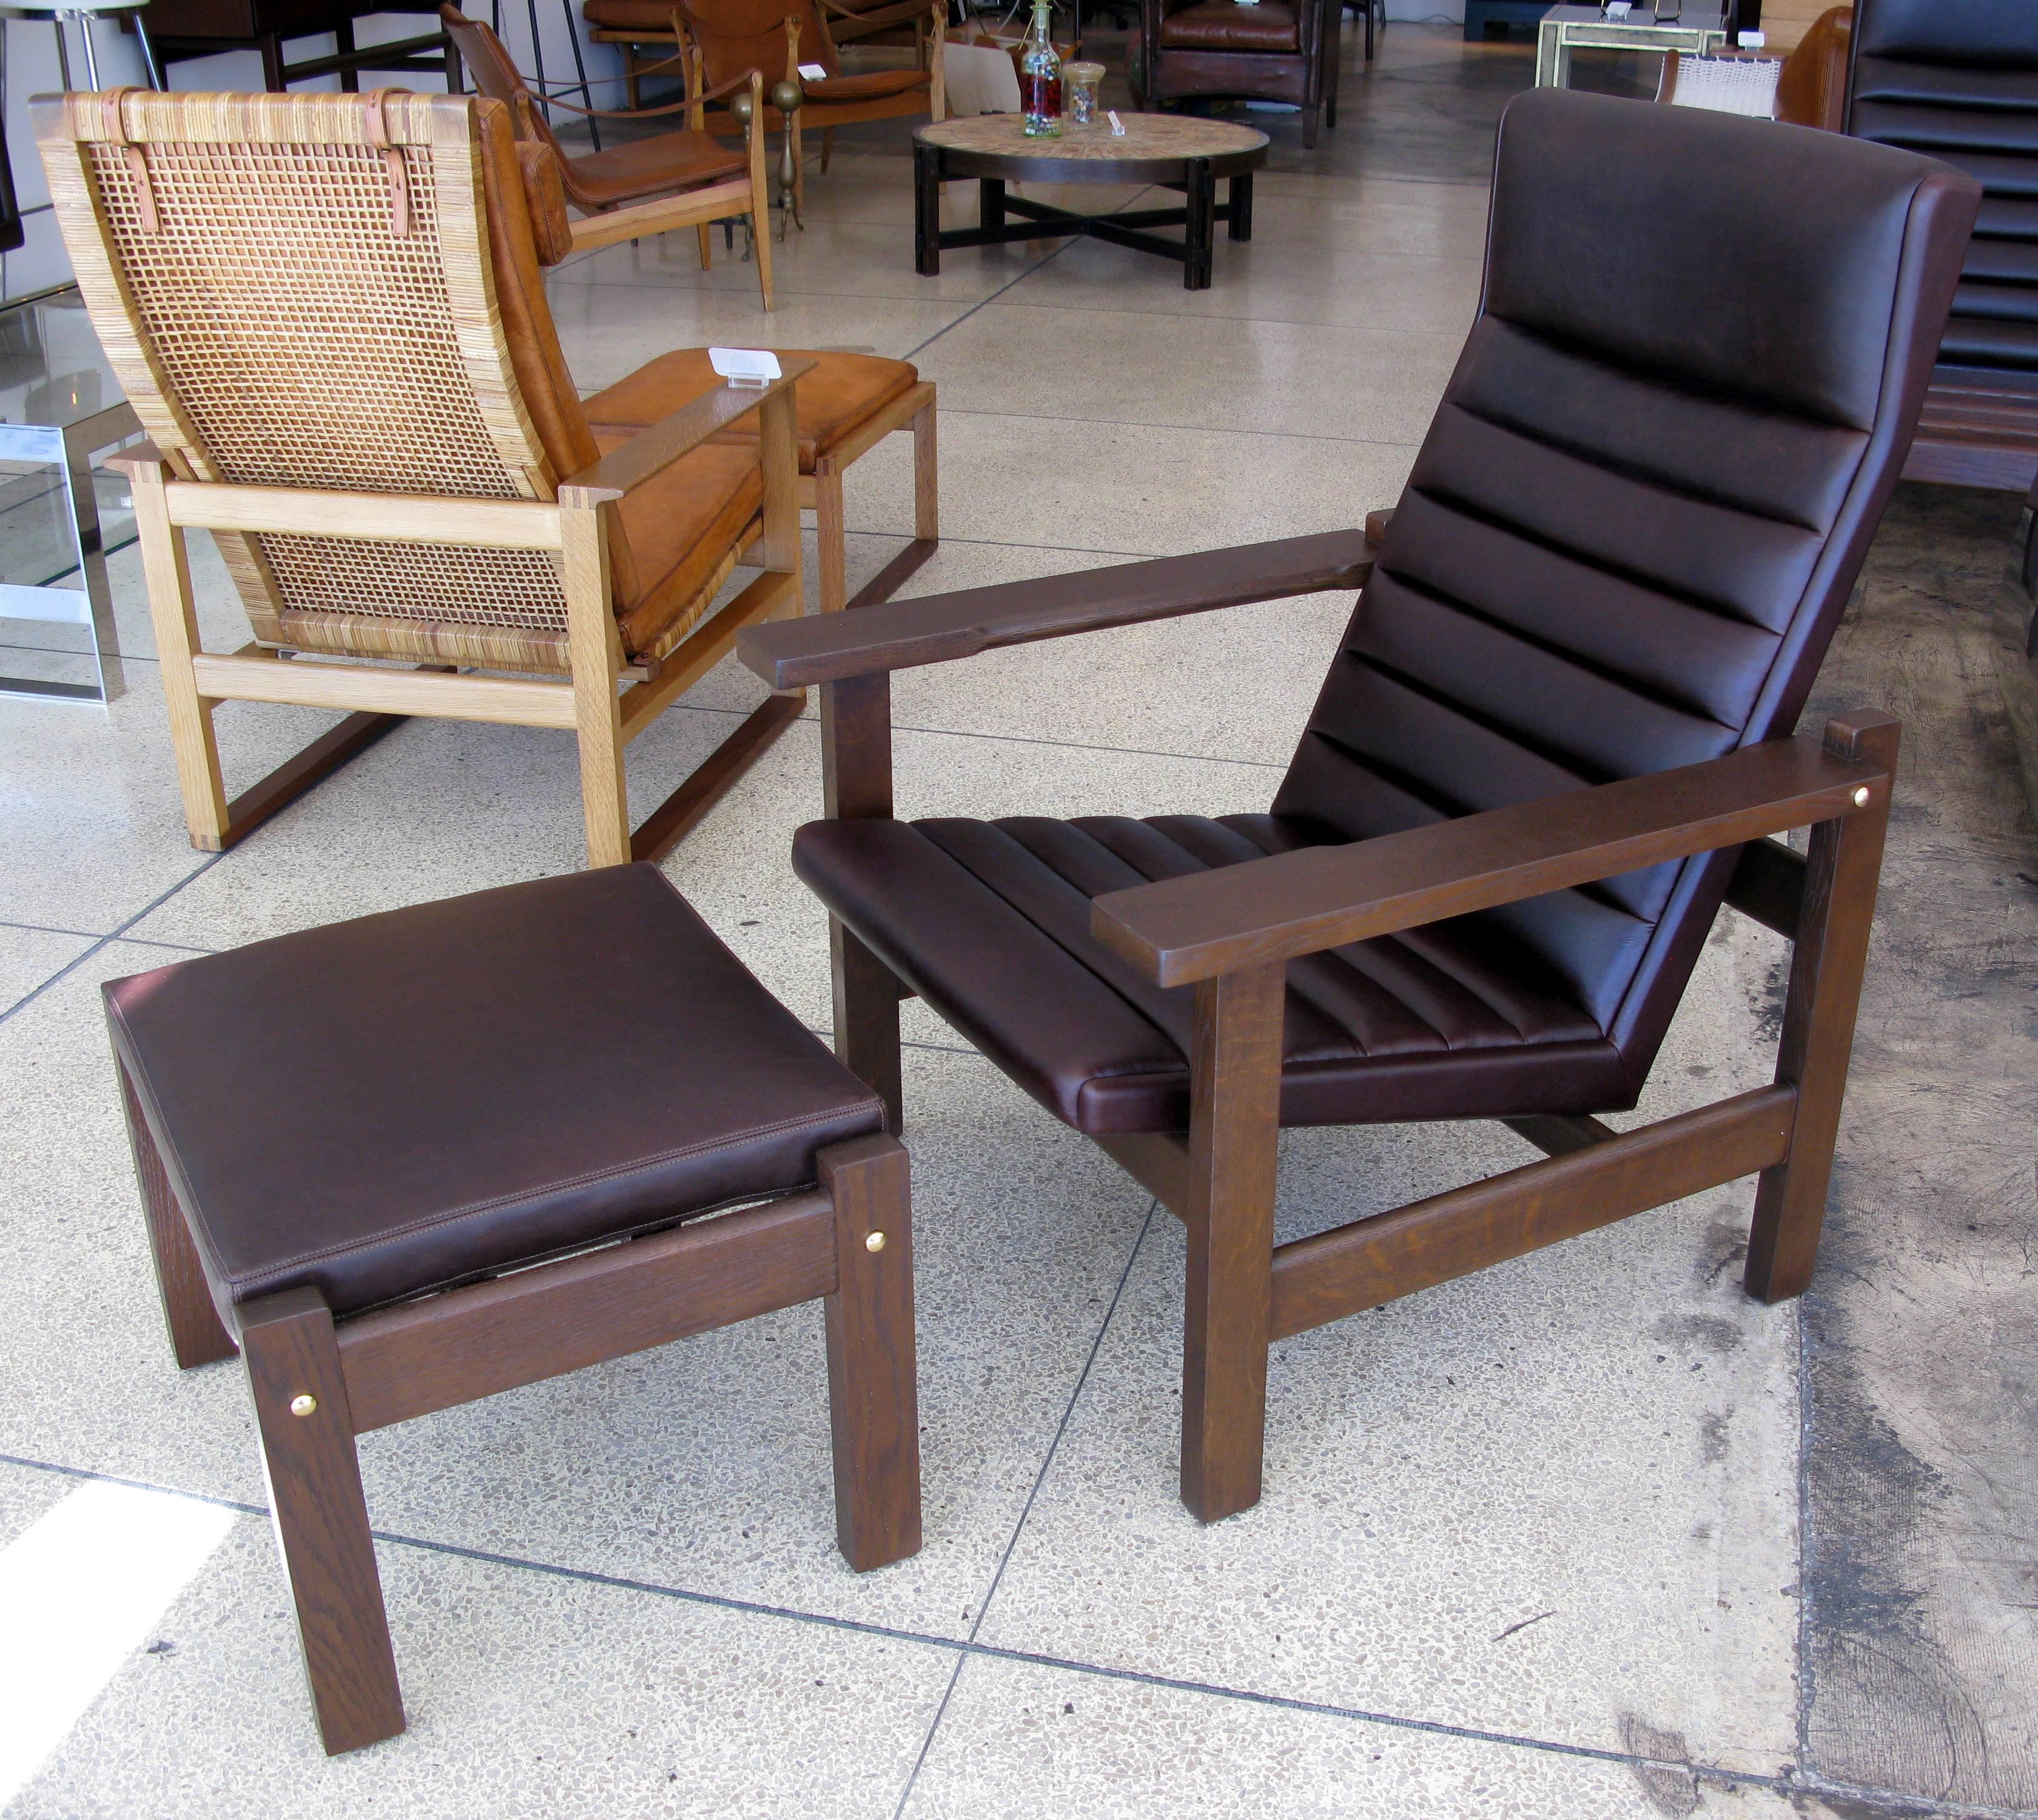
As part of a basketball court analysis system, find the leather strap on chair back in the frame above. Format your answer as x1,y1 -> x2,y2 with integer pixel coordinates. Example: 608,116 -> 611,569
678,0 -> 839,89
1276,88 -> 1976,1093
36,89 -> 611,672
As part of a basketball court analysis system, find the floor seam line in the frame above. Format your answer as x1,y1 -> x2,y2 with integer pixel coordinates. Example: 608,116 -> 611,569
0,1449 -> 2027,1818
901,229 -> 1089,362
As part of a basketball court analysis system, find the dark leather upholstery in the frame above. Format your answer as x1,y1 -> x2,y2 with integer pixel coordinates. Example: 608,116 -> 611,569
1160,0 -> 1302,53
1847,0 -> 2038,376
106,867 -> 884,1322
793,89 -> 1978,1138
1135,0 -> 1333,120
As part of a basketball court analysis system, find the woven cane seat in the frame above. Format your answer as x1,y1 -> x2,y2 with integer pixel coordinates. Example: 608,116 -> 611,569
584,349 -> 920,472
106,866 -> 886,1321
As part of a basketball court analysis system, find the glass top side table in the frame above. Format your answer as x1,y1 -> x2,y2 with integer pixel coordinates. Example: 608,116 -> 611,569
1535,5 -> 1727,88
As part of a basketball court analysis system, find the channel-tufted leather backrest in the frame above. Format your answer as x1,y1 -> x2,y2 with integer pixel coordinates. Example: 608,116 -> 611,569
1846,0 -> 2038,377
1274,87 -> 1976,1098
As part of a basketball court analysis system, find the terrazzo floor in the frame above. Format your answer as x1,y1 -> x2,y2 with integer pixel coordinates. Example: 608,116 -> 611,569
2,20 -> 2034,1819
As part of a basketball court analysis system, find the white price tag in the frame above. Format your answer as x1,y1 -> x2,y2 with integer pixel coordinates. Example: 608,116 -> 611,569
708,347 -> 782,388
798,61 -> 827,78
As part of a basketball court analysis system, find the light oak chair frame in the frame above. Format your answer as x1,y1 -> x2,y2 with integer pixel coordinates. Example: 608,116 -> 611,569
738,516 -> 1898,1523
111,369 -> 808,869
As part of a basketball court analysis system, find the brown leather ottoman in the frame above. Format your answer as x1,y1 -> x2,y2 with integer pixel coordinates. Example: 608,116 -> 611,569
105,864 -> 920,1754
582,347 -> 938,613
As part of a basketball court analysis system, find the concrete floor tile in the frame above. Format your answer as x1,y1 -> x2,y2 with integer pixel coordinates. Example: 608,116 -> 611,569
0,925 -> 95,1017
967,922 -> 1804,1776
0,1461 -> 74,1552
913,303 -> 1461,445
4,1516 -> 954,1818
902,1655 -> 1797,1820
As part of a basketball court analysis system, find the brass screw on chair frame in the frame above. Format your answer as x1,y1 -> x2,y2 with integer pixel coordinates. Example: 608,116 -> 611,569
865,1230 -> 887,1252
1852,786 -> 1871,807
772,81 -> 806,241
289,1394 -> 318,1417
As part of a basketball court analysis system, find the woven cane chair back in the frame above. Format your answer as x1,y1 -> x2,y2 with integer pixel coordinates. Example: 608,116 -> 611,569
41,89 -> 590,671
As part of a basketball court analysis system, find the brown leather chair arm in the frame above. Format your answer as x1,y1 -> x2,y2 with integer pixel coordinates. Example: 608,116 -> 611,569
1089,718 -> 1897,987
736,530 -> 1377,689
560,356 -> 815,504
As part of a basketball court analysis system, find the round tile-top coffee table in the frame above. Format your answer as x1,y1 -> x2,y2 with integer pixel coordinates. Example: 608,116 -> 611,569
913,112 -> 1269,291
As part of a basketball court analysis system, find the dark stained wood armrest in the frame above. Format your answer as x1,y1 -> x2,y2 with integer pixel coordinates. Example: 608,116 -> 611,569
559,356 -> 815,507
1091,724 -> 1895,988
736,530 -> 1377,689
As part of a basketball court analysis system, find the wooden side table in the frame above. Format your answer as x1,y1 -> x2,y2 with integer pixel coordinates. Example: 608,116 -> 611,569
912,113 -> 1268,292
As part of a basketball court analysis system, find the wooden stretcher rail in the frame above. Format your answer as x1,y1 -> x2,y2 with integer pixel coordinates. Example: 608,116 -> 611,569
337,1191 -> 837,1432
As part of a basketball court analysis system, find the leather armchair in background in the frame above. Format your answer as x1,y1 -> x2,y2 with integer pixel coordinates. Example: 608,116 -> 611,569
1134,0 -> 1342,149
1847,0 -> 2038,490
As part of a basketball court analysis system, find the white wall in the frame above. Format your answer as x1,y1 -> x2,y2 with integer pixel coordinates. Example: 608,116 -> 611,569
1,5 -> 623,302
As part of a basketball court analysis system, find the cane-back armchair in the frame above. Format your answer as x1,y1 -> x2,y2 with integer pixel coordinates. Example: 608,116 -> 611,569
738,89 -> 1979,1522
440,7 -> 774,304
39,89 -> 805,868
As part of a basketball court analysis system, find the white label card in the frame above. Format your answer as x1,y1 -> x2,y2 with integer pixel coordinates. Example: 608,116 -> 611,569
798,61 -> 827,78
708,347 -> 782,388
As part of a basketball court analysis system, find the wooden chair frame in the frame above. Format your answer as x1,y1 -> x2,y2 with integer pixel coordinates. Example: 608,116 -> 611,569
738,518 -> 1898,1523
111,365 -> 809,869
117,1046 -> 919,1755
809,377 -> 939,614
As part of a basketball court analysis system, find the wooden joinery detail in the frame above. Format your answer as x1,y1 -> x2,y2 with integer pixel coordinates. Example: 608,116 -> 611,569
1093,735 -> 1891,989
1095,1131 -> 1193,1218
822,672 -> 894,821
738,530 -> 1377,689
1725,835 -> 1807,939
336,1192 -> 838,1433
832,921 -> 907,1134
819,1134 -> 923,1571
1271,1085 -> 1796,1341
1501,1114 -> 1619,1158
1180,962 -> 1285,1525
1744,713 -> 1900,1303
116,1056 -> 237,1369
240,1287 -> 404,1756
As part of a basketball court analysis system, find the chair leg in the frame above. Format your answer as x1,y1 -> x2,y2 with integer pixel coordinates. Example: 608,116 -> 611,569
240,1288 -> 404,1755
1179,962 -> 1284,1523
117,1056 -> 237,1369
749,112 -> 777,311
911,396 -> 939,544
819,1133 -> 922,1572
130,462 -> 230,849
697,222 -> 713,271
1302,104 -> 1320,149
562,501 -> 631,868
832,918 -> 906,1133
816,461 -> 849,616
1744,715 -> 1898,1304
821,126 -> 835,174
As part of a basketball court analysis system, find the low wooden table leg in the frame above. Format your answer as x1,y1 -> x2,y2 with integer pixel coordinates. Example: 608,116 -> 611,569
981,176 -> 1005,231
1228,172 -> 1253,243
1183,158 -> 1216,291
240,1287 -> 404,1756
820,1133 -> 922,1572
915,141 -> 942,276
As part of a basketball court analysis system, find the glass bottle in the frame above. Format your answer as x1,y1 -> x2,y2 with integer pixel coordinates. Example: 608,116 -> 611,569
1019,0 -> 1062,138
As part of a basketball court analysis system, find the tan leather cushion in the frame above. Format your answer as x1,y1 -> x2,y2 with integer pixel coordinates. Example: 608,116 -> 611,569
583,348 -> 920,472
803,69 -> 930,104
516,140 -> 575,266
606,438 -> 764,660
1160,0 -> 1300,51
557,128 -> 747,211
583,0 -> 681,30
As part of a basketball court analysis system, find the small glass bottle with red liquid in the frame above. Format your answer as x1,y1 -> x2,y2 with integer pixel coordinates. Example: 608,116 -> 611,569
1019,0 -> 1062,138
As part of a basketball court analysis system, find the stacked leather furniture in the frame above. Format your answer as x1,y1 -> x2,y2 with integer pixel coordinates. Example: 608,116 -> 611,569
1847,0 -> 2038,489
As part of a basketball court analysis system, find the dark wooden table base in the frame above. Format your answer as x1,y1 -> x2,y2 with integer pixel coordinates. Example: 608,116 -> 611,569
913,150 -> 1253,291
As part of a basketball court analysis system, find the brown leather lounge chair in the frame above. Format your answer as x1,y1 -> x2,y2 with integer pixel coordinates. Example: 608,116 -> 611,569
736,89 -> 1979,1523
1657,5 -> 1851,130
441,6 -> 776,306
1134,0 -> 1341,150
1845,0 -> 2038,490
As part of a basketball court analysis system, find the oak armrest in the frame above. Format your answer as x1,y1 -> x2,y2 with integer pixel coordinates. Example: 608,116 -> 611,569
560,356 -> 814,507
736,529 -> 1376,689
1091,723 -> 1895,988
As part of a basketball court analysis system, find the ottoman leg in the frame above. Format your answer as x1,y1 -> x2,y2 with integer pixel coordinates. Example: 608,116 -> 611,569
241,1288 -> 405,1755
116,1057 -> 236,1370
819,1134 -> 922,1573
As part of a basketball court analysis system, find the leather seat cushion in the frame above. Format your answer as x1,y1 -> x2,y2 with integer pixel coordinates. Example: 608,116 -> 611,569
560,128 -> 746,209
583,0 -> 681,32
106,866 -> 884,1323
793,815 -> 1628,1136
1160,0 -> 1300,50
600,436 -> 764,660
583,348 -> 921,472
804,69 -> 932,104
